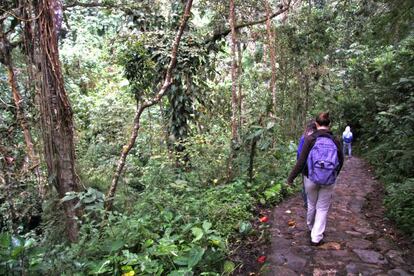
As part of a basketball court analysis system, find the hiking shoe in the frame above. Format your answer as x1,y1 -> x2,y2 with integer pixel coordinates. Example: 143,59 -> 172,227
310,240 -> 324,246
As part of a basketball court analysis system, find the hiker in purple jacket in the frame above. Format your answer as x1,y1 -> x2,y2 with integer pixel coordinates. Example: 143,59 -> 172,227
287,112 -> 344,246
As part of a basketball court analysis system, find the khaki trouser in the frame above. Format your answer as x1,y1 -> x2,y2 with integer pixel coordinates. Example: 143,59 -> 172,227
304,176 -> 335,243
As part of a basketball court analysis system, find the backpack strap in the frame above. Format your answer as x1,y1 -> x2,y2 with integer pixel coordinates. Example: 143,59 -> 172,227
311,132 -> 340,151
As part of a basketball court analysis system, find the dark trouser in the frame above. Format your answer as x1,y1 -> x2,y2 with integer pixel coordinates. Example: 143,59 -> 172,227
343,142 -> 352,157
302,185 -> 307,208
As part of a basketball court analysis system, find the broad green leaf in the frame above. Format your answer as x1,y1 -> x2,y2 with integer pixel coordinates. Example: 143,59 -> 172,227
191,227 -> 203,242
202,221 -> 212,232
173,255 -> 189,266
209,235 -> 225,249
168,268 -> 194,276
11,246 -> 24,259
144,239 -> 154,248
89,259 -> 112,274
102,240 -> 124,253
239,222 -> 252,235
61,192 -> 78,202
187,246 -> 205,268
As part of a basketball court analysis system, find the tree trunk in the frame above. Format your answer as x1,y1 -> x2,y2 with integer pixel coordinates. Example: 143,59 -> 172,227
237,39 -> 243,130
303,73 -> 310,124
265,0 -> 278,116
227,0 -> 239,180
34,0 -> 81,242
4,51 -> 44,194
0,17 -> 45,196
248,136 -> 258,182
105,0 -> 194,211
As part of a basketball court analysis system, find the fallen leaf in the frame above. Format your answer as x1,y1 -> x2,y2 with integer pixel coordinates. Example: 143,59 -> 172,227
319,242 -> 341,250
259,216 -> 269,223
288,219 -> 296,227
257,255 -> 266,263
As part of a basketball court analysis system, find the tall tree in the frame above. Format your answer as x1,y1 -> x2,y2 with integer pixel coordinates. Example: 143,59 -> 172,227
265,0 -> 277,116
30,0 -> 81,242
237,36 -> 244,130
227,0 -> 239,180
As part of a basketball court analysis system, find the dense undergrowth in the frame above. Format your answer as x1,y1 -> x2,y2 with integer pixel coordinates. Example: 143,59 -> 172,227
340,36 -> 414,240
0,137 -> 297,275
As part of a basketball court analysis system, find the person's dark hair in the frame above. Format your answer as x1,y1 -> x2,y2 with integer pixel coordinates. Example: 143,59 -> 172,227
303,120 -> 317,136
315,112 -> 330,126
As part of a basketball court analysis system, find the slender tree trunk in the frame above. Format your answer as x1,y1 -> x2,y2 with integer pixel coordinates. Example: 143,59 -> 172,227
147,109 -> 153,155
281,55 -> 287,113
303,73 -> 310,124
227,0 -> 239,180
106,103 -> 144,211
4,54 -> 44,194
229,0 -> 239,143
34,0 -> 81,242
7,66 -> 30,170
236,38 -> 243,129
105,0 -> 193,211
265,0 -> 278,116
248,136 -> 258,182
0,20 -> 44,196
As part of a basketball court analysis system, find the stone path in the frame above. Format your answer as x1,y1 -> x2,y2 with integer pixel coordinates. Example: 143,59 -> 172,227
263,157 -> 414,275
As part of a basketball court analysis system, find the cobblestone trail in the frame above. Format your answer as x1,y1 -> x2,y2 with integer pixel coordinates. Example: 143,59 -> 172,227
264,157 -> 414,275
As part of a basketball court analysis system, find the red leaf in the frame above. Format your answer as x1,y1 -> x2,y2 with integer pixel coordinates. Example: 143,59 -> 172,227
259,216 -> 269,223
257,255 -> 266,263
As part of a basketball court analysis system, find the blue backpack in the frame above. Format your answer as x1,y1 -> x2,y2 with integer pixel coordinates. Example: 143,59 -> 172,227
307,135 -> 339,185
344,134 -> 353,143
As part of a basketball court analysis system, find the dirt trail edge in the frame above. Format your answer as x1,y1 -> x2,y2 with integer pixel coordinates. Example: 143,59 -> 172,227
261,157 -> 414,276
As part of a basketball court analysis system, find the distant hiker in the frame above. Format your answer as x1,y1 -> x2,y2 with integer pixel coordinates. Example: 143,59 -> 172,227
342,126 -> 353,158
297,120 -> 317,209
287,112 -> 344,246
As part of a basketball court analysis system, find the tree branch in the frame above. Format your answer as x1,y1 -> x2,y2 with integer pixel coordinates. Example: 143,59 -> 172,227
204,0 -> 291,45
63,1 -> 119,9
105,0 -> 194,212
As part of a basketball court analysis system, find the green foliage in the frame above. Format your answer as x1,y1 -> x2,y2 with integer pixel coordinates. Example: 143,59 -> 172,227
118,29 -> 212,167
332,2 -> 414,237
0,138 -> 297,274
3,0 -> 413,274
118,39 -> 157,99
263,183 -> 282,205
0,232 -> 45,275
384,179 -> 414,241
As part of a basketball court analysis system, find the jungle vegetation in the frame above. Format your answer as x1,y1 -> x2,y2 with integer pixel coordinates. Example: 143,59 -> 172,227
0,0 -> 413,274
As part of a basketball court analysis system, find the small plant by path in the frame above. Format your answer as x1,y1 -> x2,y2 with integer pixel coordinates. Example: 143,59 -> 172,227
243,157 -> 414,275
